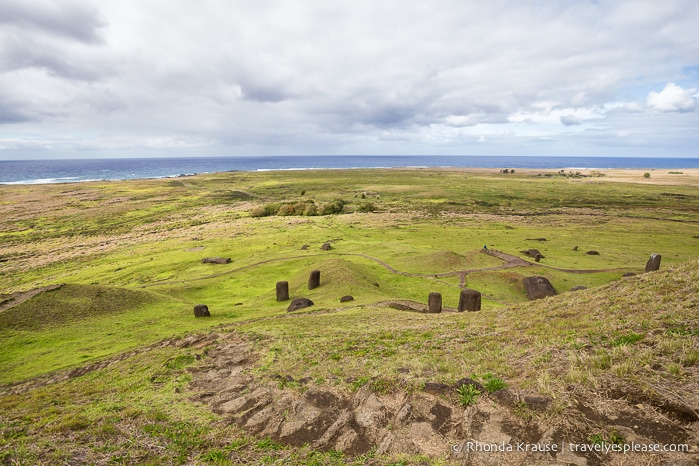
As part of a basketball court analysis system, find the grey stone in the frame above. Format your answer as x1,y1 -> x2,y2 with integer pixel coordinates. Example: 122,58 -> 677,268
287,298 -> 314,312
194,304 -> 210,317
522,276 -> 556,300
276,281 -> 289,301
201,257 -> 231,264
340,295 -> 354,303
427,292 -> 442,313
308,270 -> 321,290
320,242 -> 331,251
521,248 -> 544,259
645,253 -> 661,272
458,288 -> 481,312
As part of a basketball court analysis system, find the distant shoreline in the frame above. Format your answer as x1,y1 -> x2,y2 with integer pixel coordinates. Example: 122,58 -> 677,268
2,167 -> 699,188
2,155 -> 699,185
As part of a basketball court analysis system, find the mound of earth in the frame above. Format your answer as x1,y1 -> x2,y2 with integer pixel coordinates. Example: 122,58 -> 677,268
0,284 -> 157,331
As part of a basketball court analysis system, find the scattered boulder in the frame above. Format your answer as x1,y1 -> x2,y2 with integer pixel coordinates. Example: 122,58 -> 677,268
623,272 -> 636,278
300,244 -> 309,250
308,270 -> 321,290
526,238 -> 547,241
522,276 -> 556,300
287,298 -> 314,312
427,292 -> 442,313
586,250 -> 600,255
645,253 -> 661,272
339,295 -> 354,303
534,253 -> 542,262
458,289 -> 481,312
276,281 -> 289,302
202,257 -> 231,264
193,304 -> 210,318
572,246 -> 579,251
521,249 -> 544,259
570,286 -> 587,291
320,242 -> 331,251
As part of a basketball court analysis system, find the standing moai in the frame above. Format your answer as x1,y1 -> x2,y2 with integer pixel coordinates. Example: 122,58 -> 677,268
428,292 -> 442,313
645,253 -> 661,272
276,281 -> 289,301
458,289 -> 481,312
308,270 -> 321,290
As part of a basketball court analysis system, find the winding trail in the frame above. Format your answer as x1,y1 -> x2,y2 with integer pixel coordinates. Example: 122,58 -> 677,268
141,248 -> 631,289
2,248 -> 633,314
0,284 -> 63,314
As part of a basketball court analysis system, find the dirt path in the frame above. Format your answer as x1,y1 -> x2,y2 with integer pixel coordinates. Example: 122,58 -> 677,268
0,284 -> 63,314
135,248 -> 628,289
3,248 -> 630,314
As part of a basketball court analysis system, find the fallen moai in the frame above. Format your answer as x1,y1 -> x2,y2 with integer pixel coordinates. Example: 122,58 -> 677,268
522,276 -> 556,300
194,304 -> 211,317
202,257 -> 232,264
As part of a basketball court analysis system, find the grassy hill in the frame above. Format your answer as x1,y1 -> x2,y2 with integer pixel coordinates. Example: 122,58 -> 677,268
1,168 -> 698,464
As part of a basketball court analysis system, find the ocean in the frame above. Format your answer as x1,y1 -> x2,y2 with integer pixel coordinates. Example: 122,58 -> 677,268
1,155 -> 698,184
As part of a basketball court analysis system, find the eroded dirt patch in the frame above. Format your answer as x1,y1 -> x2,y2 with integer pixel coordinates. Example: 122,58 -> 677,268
187,331 -> 699,465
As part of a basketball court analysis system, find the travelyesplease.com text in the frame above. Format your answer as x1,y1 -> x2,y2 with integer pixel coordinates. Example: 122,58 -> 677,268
452,441 -> 690,454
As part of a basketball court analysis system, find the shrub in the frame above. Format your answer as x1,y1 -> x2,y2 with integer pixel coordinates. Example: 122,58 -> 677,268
277,204 -> 296,216
643,172 -> 651,178
250,204 -> 278,217
302,204 -> 318,216
319,200 -> 344,215
356,202 -> 376,213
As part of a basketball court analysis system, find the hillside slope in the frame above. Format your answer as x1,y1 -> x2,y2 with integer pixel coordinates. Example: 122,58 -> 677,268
1,261 -> 697,465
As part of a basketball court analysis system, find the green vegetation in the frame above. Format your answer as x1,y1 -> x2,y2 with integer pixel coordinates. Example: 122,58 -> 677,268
481,373 -> 507,393
456,384 -> 481,407
1,167 -> 698,464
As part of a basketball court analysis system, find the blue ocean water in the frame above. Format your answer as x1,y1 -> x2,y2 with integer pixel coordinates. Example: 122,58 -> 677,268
1,156 -> 698,184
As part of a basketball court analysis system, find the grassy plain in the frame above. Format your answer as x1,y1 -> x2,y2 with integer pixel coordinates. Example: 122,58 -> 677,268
1,167 -> 698,464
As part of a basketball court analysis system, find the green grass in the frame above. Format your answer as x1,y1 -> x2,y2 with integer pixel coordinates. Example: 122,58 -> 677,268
2,168 -> 699,384
1,168 -> 698,463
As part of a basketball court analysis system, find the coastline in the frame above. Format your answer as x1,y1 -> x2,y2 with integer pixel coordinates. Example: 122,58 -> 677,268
2,155 -> 699,185
2,166 -> 699,186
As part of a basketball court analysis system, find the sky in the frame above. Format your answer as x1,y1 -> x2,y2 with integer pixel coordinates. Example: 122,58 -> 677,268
0,0 -> 698,160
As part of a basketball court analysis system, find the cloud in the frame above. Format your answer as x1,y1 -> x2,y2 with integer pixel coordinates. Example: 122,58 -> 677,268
647,83 -> 698,112
1,1 -> 699,158
0,0 -> 107,80
0,0 -> 105,43
560,115 -> 582,126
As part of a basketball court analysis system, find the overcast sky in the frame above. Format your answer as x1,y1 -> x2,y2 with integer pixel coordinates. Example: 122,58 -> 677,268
1,0 -> 698,160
